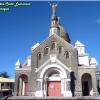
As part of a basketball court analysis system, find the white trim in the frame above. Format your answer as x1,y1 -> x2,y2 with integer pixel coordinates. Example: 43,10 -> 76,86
31,43 -> 40,51
78,66 -> 96,69
40,64 -> 67,79
16,68 -> 31,71
22,81 -> 25,96
56,59 -> 71,72
35,59 -> 50,72
48,76 -> 61,81
39,63 -> 72,97
36,79 -> 42,82
36,57 -> 71,73
35,91 -> 43,97
50,54 -> 56,63
63,91 -> 72,97
64,79 -> 71,81
15,59 -> 21,66
75,40 -> 84,47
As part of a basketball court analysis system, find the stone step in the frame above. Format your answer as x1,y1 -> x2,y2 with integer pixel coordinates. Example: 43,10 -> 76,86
7,96 -> 97,100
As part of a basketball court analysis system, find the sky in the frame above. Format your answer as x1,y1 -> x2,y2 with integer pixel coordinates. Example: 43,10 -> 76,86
0,1 -> 100,78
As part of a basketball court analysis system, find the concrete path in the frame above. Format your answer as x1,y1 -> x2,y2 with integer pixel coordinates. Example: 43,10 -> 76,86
7,96 -> 98,100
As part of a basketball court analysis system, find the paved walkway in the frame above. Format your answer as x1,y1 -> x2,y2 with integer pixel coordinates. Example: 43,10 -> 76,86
7,96 -> 98,100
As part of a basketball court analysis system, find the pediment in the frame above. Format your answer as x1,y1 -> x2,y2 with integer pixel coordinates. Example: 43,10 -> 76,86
35,54 -> 71,73
32,34 -> 75,53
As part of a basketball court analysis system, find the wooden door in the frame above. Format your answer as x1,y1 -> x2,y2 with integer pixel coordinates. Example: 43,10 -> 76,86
24,82 -> 28,96
47,81 -> 61,96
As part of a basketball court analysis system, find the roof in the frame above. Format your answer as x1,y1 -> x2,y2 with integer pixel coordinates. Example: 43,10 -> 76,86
15,59 -> 21,66
75,40 -> 84,47
0,77 -> 15,83
31,34 -> 75,53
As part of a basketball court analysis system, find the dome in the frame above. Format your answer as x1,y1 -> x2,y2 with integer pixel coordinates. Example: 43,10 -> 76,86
59,25 -> 71,43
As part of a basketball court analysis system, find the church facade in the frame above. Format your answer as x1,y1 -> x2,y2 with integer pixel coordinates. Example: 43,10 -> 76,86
14,4 -> 99,97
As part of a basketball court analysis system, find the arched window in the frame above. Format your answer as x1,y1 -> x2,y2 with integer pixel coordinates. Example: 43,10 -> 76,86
38,53 -> 42,60
44,47 -> 49,55
18,74 -> 28,96
81,73 -> 92,96
51,42 -> 55,49
58,47 -> 62,54
65,51 -> 69,59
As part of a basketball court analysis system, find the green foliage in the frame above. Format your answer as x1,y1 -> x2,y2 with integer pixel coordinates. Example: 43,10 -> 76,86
0,72 -> 9,78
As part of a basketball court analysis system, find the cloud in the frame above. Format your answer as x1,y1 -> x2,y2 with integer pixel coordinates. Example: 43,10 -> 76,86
96,19 -> 100,24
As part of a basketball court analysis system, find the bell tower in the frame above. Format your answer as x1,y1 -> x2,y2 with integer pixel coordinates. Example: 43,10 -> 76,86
49,3 -> 60,36
49,3 -> 71,43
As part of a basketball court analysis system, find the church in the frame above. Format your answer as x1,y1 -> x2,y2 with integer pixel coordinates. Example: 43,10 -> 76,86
14,4 -> 99,97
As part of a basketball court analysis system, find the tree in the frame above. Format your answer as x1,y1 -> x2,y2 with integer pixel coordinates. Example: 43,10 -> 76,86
0,72 -> 9,78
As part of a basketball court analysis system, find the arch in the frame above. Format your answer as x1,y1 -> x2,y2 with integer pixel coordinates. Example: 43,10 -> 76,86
81,73 -> 93,96
38,52 -> 42,60
51,42 -> 56,50
44,46 -> 49,55
47,70 -> 61,96
39,64 -> 70,97
58,46 -> 62,54
40,64 -> 67,79
48,70 -> 60,77
18,74 -> 28,96
64,51 -> 69,59
45,68 -> 62,81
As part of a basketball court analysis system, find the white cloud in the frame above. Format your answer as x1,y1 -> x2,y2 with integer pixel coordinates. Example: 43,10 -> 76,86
96,19 -> 100,24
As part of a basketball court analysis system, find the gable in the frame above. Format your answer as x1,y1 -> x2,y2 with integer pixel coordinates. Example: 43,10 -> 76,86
31,34 -> 75,53
31,34 -> 78,69
35,54 -> 72,73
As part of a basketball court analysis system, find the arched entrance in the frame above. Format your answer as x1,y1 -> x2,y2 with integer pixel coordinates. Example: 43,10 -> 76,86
39,63 -> 72,97
18,74 -> 28,96
81,73 -> 92,96
47,70 -> 61,96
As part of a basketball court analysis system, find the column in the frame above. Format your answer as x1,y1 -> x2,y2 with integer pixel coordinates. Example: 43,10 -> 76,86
19,78 -> 22,96
75,75 -> 82,96
35,78 -> 43,97
64,78 -> 72,97
22,81 -> 25,96
0,83 -> 1,90
61,78 -> 64,95
92,73 -> 98,96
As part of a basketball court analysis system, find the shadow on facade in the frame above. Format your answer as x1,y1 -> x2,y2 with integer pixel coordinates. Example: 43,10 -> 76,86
70,72 -> 76,97
97,80 -> 100,95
